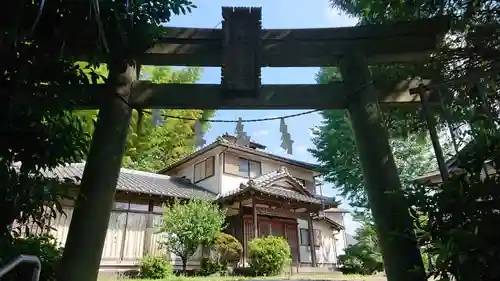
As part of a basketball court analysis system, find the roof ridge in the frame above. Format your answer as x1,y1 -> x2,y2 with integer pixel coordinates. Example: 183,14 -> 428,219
119,167 -> 171,179
157,137 -> 320,174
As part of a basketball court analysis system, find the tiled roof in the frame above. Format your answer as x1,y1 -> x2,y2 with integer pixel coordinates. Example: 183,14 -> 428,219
324,207 -> 349,213
41,163 -> 216,200
250,166 -> 312,195
158,138 -> 320,174
314,216 -> 345,230
217,167 -> 334,206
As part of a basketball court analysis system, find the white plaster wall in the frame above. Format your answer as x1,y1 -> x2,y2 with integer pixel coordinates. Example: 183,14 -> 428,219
170,148 -> 223,195
220,173 -> 247,195
297,219 -> 337,265
324,212 -> 347,256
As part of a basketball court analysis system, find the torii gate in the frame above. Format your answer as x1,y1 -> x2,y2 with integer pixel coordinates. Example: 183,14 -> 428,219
56,7 -> 449,281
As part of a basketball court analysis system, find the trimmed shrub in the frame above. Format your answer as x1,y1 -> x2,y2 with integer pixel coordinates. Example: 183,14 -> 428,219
248,236 -> 291,276
213,232 -> 242,266
337,243 -> 384,275
138,254 -> 173,279
200,257 -> 225,276
0,234 -> 63,281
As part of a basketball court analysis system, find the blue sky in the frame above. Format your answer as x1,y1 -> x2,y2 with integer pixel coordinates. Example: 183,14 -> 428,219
167,0 -> 359,234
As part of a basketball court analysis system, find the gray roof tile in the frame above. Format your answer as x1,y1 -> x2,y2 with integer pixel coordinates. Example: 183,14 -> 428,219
42,163 -> 215,200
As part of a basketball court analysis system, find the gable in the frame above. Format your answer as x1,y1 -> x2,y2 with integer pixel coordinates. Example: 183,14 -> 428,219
267,178 -> 309,196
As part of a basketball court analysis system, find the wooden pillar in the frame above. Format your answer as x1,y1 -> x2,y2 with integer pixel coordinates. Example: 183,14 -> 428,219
239,202 -> 246,266
419,89 -> 449,182
143,201 -> 155,255
57,60 -> 136,281
339,53 -> 426,281
307,214 -> 317,267
252,196 -> 258,239
294,222 -> 301,270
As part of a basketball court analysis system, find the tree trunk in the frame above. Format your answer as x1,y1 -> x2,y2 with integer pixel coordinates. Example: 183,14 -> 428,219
56,59 -> 136,281
339,53 -> 426,281
182,257 -> 188,275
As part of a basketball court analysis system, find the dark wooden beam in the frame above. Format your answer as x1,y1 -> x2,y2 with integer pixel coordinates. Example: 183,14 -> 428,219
255,206 -> 309,220
62,80 -> 434,110
141,35 -> 439,67
71,17 -> 448,67
253,198 -> 309,210
157,17 -> 446,42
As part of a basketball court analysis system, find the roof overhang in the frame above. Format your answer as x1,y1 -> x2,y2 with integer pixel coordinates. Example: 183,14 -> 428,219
158,139 -> 321,174
314,216 -> 345,231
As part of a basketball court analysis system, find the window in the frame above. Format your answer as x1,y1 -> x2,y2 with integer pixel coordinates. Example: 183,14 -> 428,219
237,157 -> 261,178
114,201 -> 129,210
194,156 -> 215,182
299,228 -> 321,247
300,228 -> 309,245
129,201 -> 149,211
153,204 -> 164,213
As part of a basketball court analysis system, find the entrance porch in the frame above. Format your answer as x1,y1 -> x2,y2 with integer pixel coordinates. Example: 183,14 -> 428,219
217,167 -> 338,267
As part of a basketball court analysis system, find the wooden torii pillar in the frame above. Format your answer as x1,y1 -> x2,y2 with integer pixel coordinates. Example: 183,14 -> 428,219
339,53 -> 426,281
57,61 -> 137,281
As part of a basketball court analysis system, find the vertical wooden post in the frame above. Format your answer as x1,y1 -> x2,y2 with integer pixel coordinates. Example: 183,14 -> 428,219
339,53 -> 426,281
252,196 -> 258,239
239,201 -> 246,266
307,215 -> 317,267
143,201 -> 154,256
57,60 -> 136,281
419,89 -> 449,182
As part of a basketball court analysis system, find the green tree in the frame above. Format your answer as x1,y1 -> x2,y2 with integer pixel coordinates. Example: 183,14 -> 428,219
159,199 -> 226,274
76,64 -> 215,172
0,29 -> 91,250
310,67 -> 437,281
337,212 -> 383,275
310,67 -> 434,208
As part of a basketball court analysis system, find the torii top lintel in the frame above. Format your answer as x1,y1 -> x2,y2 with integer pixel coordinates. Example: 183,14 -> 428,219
143,7 -> 449,68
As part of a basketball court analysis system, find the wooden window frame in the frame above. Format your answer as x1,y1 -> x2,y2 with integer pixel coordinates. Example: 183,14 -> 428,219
193,156 -> 215,183
224,156 -> 262,178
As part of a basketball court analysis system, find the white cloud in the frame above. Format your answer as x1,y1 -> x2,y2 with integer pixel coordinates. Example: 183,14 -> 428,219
252,129 -> 269,136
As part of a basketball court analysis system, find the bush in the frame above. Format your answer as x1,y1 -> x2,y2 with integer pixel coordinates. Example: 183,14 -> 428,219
248,236 -> 291,276
212,232 -> 242,266
138,254 -> 173,279
0,234 -> 63,281
337,244 -> 384,275
232,266 -> 256,277
200,257 -> 225,276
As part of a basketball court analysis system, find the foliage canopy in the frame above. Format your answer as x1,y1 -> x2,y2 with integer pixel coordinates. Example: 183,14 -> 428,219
159,199 -> 226,272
